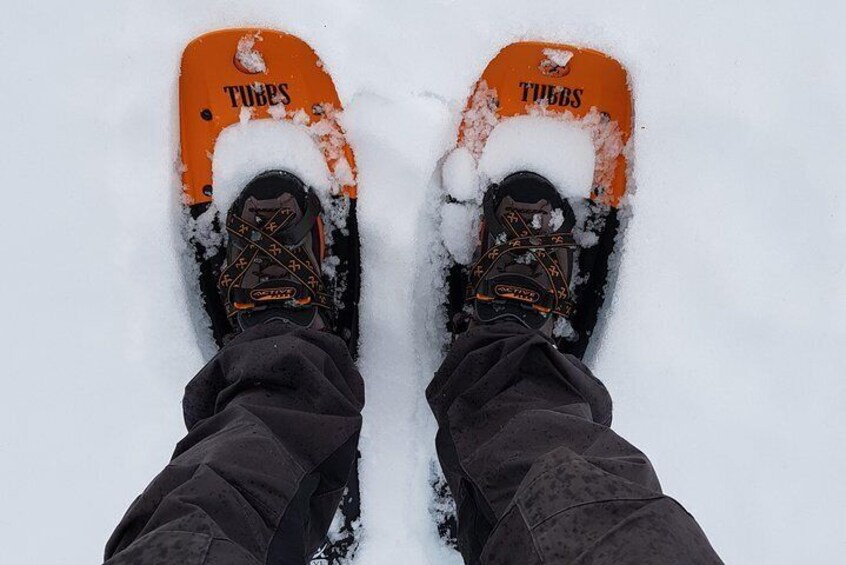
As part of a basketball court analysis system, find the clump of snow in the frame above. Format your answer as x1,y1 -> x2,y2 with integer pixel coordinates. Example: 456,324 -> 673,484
441,146 -> 480,202
478,114 -> 596,201
210,111 -> 356,235
566,108 -> 626,199
212,118 -> 332,217
267,104 -> 286,121
321,194 -> 351,243
238,106 -> 253,125
440,202 -> 479,265
553,316 -> 577,340
542,48 -> 574,68
571,198 -> 601,248
514,252 -> 536,265
517,105 -> 625,203
429,469 -> 457,547
333,155 -> 355,187
326,507 -> 346,543
460,81 -> 500,158
235,32 -> 266,74
289,108 -> 310,125
308,103 -> 357,195
322,253 -> 341,279
183,206 -> 223,261
317,504 -> 359,563
531,212 -> 543,229
550,208 -> 565,231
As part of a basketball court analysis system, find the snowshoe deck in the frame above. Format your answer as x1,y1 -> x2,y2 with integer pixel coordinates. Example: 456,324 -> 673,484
179,29 -> 361,564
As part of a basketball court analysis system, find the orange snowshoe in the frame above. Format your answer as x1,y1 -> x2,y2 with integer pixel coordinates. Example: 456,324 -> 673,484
446,42 -> 634,359
179,29 -> 361,564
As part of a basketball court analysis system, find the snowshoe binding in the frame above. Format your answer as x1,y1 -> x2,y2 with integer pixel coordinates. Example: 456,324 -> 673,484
219,170 -> 333,332
459,171 -> 577,338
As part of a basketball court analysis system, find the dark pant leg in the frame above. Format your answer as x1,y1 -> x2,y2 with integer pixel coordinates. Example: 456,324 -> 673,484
427,323 -> 722,565
104,322 -> 364,565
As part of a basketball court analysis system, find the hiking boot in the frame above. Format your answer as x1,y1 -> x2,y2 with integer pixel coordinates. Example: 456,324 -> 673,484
217,170 -> 331,333
464,171 -> 577,337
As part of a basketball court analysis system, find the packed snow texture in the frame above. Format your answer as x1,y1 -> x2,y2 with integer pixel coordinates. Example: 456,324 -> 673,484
442,114 -> 597,203
478,115 -> 596,199
212,119 -> 333,216
1,3 -> 844,565
439,201 -> 480,265
441,146 -> 479,203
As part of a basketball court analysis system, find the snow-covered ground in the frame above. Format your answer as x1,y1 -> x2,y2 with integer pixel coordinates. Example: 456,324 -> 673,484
1,1 -> 844,564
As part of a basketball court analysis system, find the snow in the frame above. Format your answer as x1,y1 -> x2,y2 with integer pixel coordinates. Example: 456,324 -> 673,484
439,201 -> 480,265
441,146 -> 479,203
1,2 -> 845,565
344,92 -> 458,563
459,81 -> 500,159
543,47 -> 575,68
212,118 -> 333,216
442,113 -> 598,201
549,208 -> 565,230
238,105 -> 254,124
553,316 -> 576,340
235,31 -> 267,74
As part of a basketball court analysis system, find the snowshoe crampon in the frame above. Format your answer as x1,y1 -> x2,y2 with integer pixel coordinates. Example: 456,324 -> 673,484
179,28 -> 361,564
434,40 -> 634,546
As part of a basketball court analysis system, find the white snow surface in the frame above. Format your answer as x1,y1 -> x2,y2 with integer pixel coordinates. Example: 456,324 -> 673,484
478,114 -> 596,199
212,118 -> 333,215
442,146 -> 479,202
442,113 -> 597,203
440,201 -> 480,265
1,2 -> 845,565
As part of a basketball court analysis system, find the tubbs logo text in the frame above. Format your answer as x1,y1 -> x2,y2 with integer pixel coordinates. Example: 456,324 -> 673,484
223,83 -> 291,108
519,82 -> 583,108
